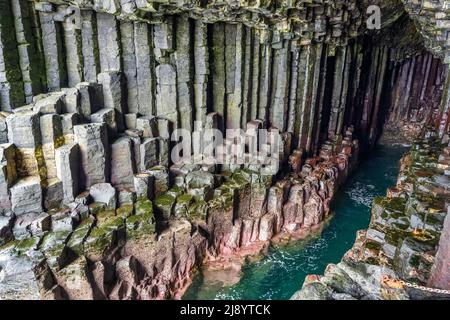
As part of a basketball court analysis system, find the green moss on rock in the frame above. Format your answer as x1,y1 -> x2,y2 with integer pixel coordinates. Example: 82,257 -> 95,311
126,212 -> 155,240
135,199 -> 154,216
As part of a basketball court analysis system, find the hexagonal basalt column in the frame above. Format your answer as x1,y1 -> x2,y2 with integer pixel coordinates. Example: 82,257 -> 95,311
74,123 -> 109,189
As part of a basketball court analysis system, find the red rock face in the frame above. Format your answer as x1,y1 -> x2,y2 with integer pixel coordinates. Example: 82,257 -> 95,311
428,208 -> 450,290
91,220 -> 209,300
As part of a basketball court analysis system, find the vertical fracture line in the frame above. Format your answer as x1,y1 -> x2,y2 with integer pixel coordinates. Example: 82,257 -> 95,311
287,46 -> 300,134
306,43 -> 323,153
250,29 -> 260,122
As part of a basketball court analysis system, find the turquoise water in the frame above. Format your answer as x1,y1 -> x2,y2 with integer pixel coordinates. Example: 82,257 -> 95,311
183,144 -> 408,300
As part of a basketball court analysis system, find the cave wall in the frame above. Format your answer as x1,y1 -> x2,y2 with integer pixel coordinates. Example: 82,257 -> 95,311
0,0 -> 449,300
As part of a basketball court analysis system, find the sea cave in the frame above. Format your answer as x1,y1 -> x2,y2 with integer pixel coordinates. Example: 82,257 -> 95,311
0,0 -> 449,301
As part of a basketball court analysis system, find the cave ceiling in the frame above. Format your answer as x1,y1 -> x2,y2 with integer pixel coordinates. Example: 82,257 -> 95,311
32,1 -> 450,62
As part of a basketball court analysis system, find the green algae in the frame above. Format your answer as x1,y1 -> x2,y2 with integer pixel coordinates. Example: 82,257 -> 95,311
155,193 -> 176,219
364,240 -> 382,251
14,236 -> 41,254
374,196 -> 407,215
126,213 -> 155,240
38,231 -> 72,270
96,210 -> 116,225
167,186 -> 185,198
116,204 -> 134,219
155,193 -> 176,207
88,202 -> 106,215
174,193 -> 195,217
188,200 -> 208,221
135,198 -> 154,216
383,228 -> 409,247
40,231 -> 71,251
230,172 -> 250,187
84,215 -> 125,258
66,217 -> 95,256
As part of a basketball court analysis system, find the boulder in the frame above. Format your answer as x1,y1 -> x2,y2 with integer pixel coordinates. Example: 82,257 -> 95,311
97,71 -> 125,131
0,143 -> 17,214
0,246 -> 43,299
90,108 -> 117,135
75,191 -> 91,206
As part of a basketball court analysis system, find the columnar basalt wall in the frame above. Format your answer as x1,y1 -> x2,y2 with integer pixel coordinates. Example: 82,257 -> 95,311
0,0 -> 449,300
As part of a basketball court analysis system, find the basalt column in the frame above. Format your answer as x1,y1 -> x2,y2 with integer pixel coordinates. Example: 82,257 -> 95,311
0,0 -> 449,301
